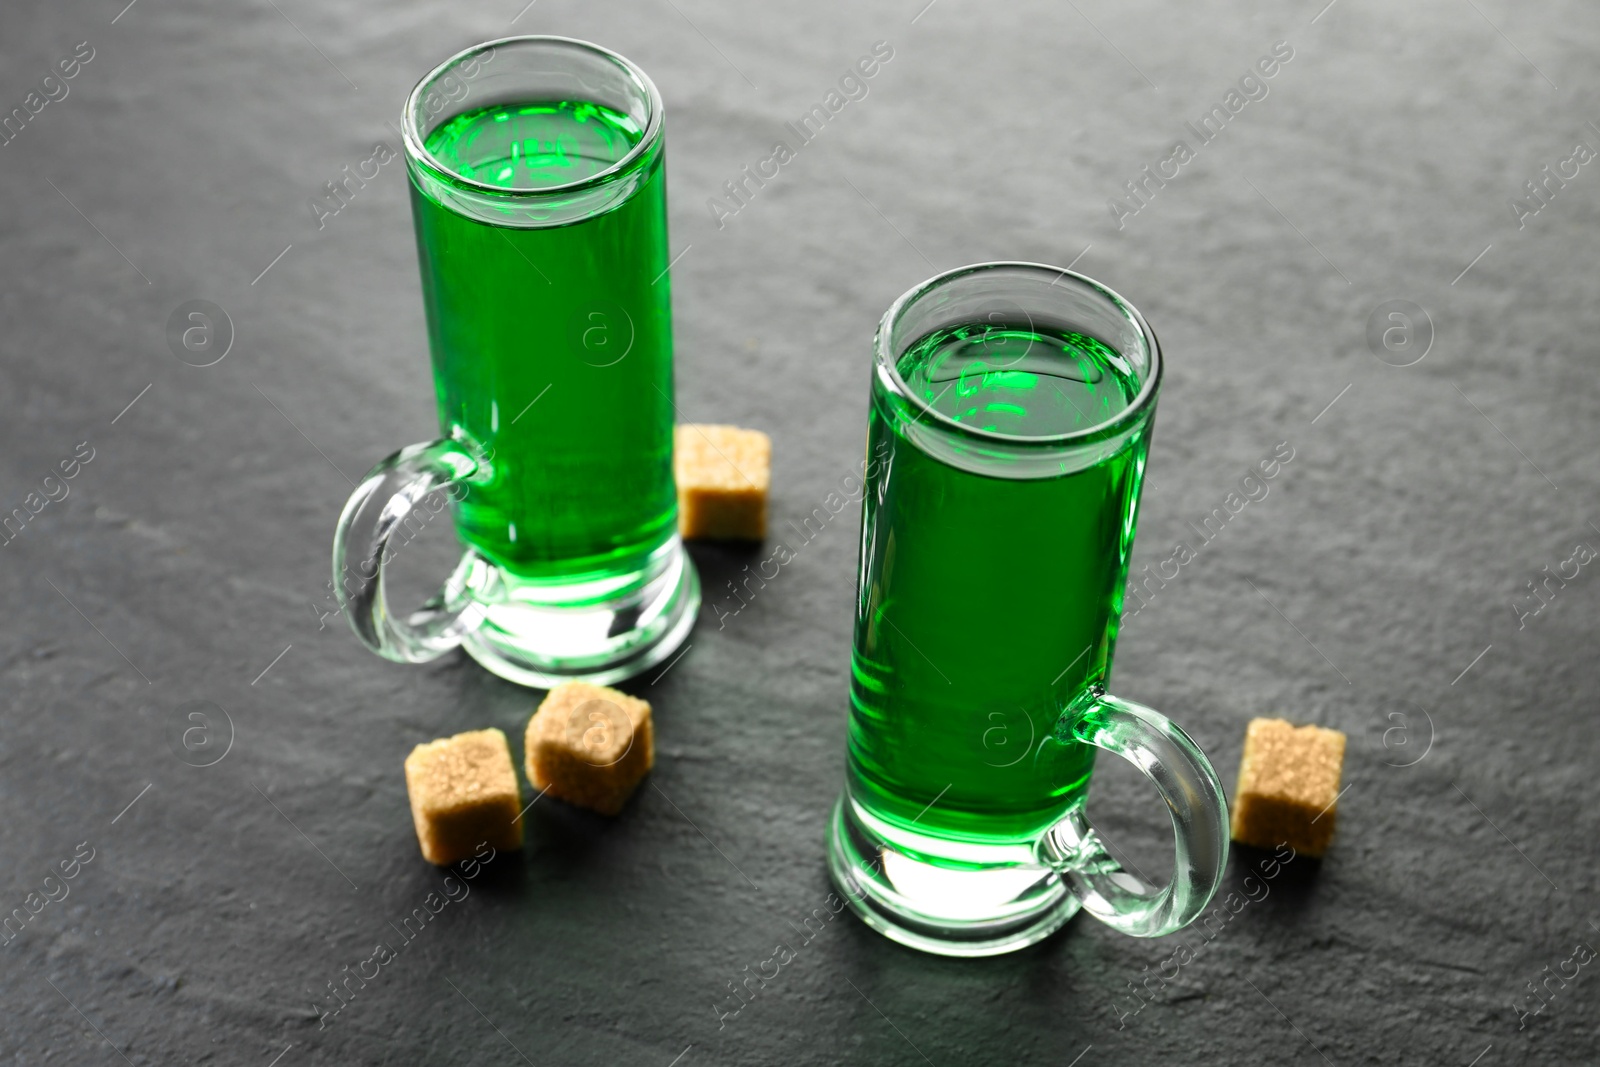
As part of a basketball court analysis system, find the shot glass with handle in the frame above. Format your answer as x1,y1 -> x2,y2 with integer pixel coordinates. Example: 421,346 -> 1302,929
827,262 -> 1229,956
332,36 -> 699,688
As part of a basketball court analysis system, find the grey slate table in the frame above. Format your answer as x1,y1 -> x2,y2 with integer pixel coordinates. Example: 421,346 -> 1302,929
2,1 -> 1596,1063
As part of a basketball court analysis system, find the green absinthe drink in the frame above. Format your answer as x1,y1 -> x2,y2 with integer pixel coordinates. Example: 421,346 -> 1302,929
330,37 -> 699,688
410,97 -> 675,592
831,264 -> 1229,956
847,319 -> 1151,848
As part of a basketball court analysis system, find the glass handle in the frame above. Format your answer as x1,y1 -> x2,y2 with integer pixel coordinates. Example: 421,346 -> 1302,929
331,438 -> 484,663
1040,686 -> 1229,938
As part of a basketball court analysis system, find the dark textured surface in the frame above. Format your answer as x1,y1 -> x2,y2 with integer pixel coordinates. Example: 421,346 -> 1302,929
1,1 -> 1597,1064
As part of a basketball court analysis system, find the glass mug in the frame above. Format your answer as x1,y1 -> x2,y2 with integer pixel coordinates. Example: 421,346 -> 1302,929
827,262 -> 1229,956
332,36 -> 699,687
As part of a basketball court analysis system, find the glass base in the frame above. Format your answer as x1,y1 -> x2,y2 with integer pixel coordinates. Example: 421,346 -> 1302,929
445,538 -> 700,689
826,793 -> 1080,957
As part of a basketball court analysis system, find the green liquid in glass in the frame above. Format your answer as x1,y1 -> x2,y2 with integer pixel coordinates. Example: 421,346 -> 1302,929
847,321 -> 1151,848
410,100 -> 676,587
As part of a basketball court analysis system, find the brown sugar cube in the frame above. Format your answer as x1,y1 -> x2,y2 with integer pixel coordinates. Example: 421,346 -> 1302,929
675,424 -> 770,541
525,682 -> 654,816
404,728 -> 524,866
1231,718 -> 1347,857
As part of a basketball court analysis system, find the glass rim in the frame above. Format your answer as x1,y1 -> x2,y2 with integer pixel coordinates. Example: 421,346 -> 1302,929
400,34 -> 664,201
873,261 -> 1164,449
